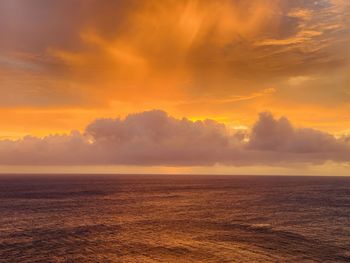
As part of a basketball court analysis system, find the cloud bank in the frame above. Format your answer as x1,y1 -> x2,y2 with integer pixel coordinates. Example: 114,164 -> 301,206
0,110 -> 348,166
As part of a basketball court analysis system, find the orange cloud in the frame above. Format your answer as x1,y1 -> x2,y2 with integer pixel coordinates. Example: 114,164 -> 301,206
0,0 -> 349,142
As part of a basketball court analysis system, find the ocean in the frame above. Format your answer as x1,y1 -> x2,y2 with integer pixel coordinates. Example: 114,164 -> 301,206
0,175 -> 349,262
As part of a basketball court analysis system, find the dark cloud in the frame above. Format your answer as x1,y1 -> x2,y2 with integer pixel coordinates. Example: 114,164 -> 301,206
0,110 -> 348,166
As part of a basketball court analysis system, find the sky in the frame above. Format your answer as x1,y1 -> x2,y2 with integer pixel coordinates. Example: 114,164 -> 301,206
0,0 -> 349,175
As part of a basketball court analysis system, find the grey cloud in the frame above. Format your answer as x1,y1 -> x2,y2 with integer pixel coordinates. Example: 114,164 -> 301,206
249,112 -> 346,153
0,110 -> 349,166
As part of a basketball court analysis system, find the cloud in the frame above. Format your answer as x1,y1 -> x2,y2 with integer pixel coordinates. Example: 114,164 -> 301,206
1,0 -> 349,137
245,112 -> 350,165
1,0 -> 349,107
0,110 -> 348,166
249,112 -> 346,153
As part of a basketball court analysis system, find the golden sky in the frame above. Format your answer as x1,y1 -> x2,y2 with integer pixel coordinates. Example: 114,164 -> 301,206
0,0 -> 349,174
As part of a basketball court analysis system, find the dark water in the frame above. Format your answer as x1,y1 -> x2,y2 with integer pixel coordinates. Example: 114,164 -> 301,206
0,175 -> 350,262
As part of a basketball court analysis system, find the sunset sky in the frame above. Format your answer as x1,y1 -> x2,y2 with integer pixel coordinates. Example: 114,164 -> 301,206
0,0 -> 349,175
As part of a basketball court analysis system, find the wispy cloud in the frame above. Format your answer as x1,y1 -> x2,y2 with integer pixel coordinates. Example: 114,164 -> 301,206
0,0 -> 349,140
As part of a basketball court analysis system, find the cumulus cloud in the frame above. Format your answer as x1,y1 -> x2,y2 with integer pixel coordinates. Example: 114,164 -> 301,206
0,110 -> 349,166
244,112 -> 350,165
249,112 -> 347,153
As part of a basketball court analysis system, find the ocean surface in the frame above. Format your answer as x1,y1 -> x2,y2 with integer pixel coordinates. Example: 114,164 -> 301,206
0,175 -> 349,262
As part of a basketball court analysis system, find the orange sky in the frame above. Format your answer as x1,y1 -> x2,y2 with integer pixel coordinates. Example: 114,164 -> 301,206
0,0 -> 349,174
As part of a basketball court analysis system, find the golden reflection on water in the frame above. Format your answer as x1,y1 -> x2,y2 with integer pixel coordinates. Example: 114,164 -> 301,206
0,175 -> 349,262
